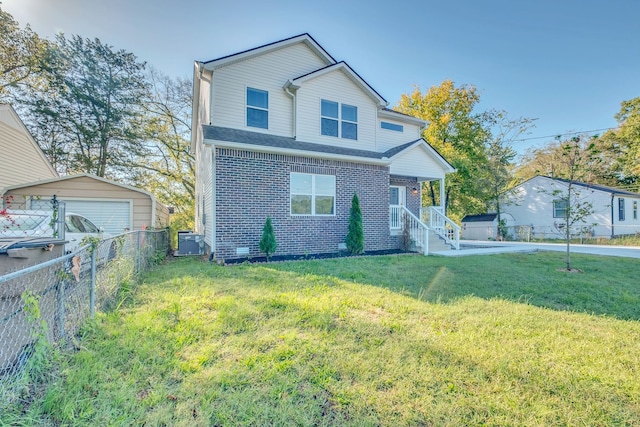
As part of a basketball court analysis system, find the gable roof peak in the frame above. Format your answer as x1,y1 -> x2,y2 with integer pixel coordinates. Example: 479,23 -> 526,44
286,60 -> 387,107
200,33 -> 336,70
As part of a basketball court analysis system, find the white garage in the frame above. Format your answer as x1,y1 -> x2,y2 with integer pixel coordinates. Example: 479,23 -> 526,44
1,174 -> 169,234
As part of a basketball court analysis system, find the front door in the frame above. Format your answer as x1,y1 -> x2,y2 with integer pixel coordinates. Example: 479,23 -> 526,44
389,186 -> 406,229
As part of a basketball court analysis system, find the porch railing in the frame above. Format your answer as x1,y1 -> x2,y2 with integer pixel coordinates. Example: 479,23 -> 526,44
421,206 -> 460,250
398,206 -> 429,255
390,205 -> 402,230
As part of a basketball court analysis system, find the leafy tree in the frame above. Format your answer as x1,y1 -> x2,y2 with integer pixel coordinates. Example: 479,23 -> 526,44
132,70 -> 195,246
259,216 -> 277,261
0,6 -> 50,98
346,193 -> 364,254
479,111 -> 535,239
394,80 -> 490,220
515,135 -> 619,188
597,97 -> 640,191
550,136 -> 599,271
16,34 -> 149,177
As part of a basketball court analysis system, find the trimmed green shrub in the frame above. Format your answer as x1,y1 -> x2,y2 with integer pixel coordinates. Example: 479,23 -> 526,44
259,216 -> 277,261
346,193 -> 364,254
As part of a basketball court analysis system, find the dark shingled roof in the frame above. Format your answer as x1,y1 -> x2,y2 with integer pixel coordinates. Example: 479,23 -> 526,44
383,140 -> 421,158
547,176 -> 640,197
462,213 -> 498,222
203,126 -> 389,160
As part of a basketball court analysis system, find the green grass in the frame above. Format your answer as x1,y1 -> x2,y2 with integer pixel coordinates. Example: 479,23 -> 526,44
3,252 -> 640,426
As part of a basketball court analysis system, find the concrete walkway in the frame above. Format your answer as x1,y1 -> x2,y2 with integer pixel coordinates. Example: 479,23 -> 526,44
432,240 -> 640,259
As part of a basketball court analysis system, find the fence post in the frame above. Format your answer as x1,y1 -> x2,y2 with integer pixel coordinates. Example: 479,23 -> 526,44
90,248 -> 97,318
137,231 -> 142,274
56,278 -> 66,340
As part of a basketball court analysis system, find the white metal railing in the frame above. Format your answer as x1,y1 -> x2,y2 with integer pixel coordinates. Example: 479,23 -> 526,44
427,206 -> 460,250
400,206 -> 429,255
390,205 -> 402,230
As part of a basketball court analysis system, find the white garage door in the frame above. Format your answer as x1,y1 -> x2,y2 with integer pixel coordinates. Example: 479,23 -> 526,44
64,200 -> 131,235
31,199 -> 132,235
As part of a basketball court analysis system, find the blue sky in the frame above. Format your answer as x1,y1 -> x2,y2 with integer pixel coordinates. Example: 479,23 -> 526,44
4,0 -> 638,153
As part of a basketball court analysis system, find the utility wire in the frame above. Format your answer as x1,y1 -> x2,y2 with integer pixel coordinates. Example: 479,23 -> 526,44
513,127 -> 617,144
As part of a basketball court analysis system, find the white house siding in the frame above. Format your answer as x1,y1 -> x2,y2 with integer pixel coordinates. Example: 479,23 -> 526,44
296,70 -> 377,151
209,43 -> 328,137
389,145 -> 446,181
0,108 -> 57,191
613,195 -> 640,236
375,120 -> 422,152
501,176 -> 635,239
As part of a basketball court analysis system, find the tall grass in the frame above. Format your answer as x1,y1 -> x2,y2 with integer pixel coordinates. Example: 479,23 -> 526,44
3,252 -> 640,426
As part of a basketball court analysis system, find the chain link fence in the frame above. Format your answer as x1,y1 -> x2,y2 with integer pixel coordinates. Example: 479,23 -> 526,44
0,229 -> 168,409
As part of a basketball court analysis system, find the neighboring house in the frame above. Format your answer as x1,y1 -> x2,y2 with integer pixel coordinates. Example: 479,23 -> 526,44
0,104 -> 58,191
1,174 -> 169,234
502,175 -> 640,239
191,33 -> 457,260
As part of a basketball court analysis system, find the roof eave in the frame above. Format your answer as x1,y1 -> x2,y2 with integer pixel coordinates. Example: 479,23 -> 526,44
204,138 -> 390,166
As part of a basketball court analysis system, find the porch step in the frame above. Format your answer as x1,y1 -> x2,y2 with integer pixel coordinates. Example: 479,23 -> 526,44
428,230 -> 453,252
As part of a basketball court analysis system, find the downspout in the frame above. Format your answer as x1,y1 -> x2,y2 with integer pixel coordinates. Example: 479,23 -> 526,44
284,81 -> 296,139
611,193 -> 615,238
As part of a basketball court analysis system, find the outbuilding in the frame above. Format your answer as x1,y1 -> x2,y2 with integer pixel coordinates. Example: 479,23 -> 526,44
1,174 -> 169,234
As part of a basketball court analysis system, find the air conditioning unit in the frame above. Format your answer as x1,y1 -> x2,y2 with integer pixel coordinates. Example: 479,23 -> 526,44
176,232 -> 203,256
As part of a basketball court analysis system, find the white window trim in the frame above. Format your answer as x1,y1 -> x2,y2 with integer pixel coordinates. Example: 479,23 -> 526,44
553,199 -> 567,218
290,172 -> 336,217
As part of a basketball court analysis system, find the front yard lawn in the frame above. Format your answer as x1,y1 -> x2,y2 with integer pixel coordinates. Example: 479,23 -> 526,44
5,252 -> 640,426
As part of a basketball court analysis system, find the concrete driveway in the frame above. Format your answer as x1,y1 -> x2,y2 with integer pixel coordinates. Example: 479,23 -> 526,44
434,240 -> 640,259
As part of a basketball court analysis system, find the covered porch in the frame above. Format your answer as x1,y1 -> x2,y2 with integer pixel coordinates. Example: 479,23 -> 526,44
386,140 -> 459,254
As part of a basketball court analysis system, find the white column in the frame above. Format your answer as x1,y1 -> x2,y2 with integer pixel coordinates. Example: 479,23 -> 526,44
439,178 -> 445,211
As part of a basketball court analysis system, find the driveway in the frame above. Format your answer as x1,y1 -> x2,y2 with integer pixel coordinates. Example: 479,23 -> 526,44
434,240 -> 640,259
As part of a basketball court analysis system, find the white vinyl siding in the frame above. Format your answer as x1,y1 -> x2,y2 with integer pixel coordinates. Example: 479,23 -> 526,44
210,43 -> 328,137
0,119 -> 57,190
296,70 -> 376,151
375,120 -> 423,152
389,145 -> 446,181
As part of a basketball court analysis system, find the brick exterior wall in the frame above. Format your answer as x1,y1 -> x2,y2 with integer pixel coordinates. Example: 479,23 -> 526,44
214,148 -> 395,260
390,175 -> 421,216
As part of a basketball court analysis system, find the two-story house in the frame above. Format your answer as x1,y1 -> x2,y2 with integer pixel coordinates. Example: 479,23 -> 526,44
191,34 -> 457,261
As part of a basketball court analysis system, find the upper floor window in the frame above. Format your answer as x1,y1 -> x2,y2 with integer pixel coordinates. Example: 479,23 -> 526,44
553,199 -> 567,218
290,173 -> 336,216
619,198 -> 625,221
247,87 -> 268,129
321,99 -> 357,140
381,121 -> 404,132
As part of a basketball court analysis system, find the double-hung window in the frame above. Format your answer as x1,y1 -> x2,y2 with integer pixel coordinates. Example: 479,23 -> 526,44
619,198 -> 625,221
290,173 -> 336,216
553,199 -> 568,218
321,99 -> 357,140
247,87 -> 268,129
